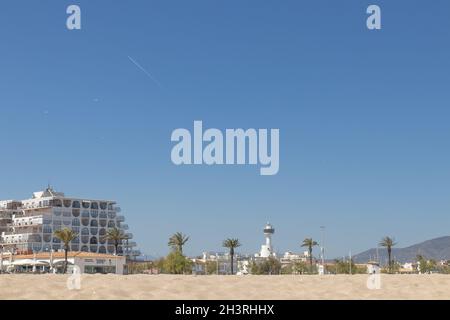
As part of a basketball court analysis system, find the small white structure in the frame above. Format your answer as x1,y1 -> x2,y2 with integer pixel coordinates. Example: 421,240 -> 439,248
367,261 -> 381,274
237,260 -> 249,275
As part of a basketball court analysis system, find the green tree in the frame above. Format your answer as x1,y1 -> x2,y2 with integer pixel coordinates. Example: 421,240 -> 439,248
416,255 -> 437,274
222,238 -> 241,275
301,238 -> 318,273
168,232 -> 189,254
379,236 -> 397,273
104,227 -> 128,255
53,228 -> 78,273
162,251 -> 193,274
328,259 -> 363,274
205,260 -> 218,275
292,261 -> 309,274
249,258 -> 281,275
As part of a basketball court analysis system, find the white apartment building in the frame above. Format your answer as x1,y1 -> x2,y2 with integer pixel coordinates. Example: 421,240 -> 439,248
0,187 -> 139,258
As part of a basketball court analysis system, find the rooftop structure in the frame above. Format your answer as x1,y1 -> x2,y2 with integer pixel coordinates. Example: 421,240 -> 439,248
257,223 -> 276,258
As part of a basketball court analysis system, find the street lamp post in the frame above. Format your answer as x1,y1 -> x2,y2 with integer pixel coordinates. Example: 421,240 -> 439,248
320,226 -> 325,266
216,253 -> 219,275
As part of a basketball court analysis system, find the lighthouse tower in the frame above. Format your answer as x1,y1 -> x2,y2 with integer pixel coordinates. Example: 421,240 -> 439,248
260,223 -> 275,258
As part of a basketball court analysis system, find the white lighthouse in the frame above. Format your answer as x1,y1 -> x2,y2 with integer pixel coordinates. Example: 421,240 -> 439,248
259,223 -> 275,258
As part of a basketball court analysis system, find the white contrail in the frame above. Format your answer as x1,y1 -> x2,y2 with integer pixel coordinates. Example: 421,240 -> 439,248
127,55 -> 163,88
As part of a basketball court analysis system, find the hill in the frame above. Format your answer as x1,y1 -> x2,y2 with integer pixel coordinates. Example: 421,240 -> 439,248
352,236 -> 450,264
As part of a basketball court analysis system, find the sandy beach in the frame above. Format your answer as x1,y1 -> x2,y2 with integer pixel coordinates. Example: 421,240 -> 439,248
0,274 -> 449,300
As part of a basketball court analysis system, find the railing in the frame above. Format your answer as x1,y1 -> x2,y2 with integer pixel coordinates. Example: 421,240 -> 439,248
123,241 -> 137,247
131,250 -> 141,256
116,215 -> 125,222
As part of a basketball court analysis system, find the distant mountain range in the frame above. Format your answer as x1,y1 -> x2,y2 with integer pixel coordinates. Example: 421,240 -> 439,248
353,236 -> 450,264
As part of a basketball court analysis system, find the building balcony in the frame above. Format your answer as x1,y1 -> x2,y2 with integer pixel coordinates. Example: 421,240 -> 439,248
123,241 -> 137,247
130,250 -> 141,256
116,215 -> 125,222
125,232 -> 133,239
12,216 -> 44,227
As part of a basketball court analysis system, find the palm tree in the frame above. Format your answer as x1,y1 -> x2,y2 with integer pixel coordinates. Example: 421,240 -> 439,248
222,238 -> 241,275
379,236 -> 397,273
168,232 -> 189,254
301,238 -> 318,272
54,228 -> 78,273
104,227 -> 128,256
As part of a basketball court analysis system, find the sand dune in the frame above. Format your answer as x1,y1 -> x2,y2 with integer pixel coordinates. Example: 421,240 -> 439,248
0,274 -> 449,300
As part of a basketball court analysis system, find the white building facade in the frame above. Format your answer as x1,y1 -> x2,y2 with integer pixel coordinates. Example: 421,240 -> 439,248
0,188 -> 139,258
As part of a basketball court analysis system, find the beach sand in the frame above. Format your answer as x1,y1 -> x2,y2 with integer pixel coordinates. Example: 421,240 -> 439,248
0,274 -> 449,300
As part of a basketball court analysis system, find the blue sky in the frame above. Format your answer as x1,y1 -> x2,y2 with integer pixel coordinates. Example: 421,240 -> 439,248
0,0 -> 449,259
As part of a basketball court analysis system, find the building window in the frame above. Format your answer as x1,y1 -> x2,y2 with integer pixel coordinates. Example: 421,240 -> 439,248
52,199 -> 62,207
72,209 -> 80,217
84,266 -> 116,274
72,201 -> 81,208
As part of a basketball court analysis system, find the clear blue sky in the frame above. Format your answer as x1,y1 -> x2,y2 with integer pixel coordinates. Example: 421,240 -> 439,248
1,1 -> 449,259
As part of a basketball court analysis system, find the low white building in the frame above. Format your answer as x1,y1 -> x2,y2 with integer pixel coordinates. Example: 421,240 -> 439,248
280,251 -> 308,264
0,251 -> 126,274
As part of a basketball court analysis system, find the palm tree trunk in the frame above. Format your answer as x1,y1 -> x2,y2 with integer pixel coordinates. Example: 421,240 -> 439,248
388,247 -> 392,273
64,247 -> 68,274
230,253 -> 234,275
309,247 -> 313,273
